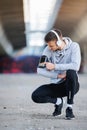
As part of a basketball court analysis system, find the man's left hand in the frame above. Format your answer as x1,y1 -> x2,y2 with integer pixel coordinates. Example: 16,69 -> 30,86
45,62 -> 55,70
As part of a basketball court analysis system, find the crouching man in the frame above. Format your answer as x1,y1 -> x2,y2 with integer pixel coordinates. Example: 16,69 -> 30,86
31,29 -> 81,120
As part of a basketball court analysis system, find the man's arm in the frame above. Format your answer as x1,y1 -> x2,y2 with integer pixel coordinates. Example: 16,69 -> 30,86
37,46 -> 58,79
37,67 -> 58,79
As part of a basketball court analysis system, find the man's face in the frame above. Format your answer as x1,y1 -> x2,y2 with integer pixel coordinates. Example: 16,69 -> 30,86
47,40 -> 61,51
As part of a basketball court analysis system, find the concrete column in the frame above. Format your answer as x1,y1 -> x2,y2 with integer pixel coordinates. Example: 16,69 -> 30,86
83,43 -> 87,73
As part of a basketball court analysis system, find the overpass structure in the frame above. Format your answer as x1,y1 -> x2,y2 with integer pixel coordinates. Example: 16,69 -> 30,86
0,0 -> 87,72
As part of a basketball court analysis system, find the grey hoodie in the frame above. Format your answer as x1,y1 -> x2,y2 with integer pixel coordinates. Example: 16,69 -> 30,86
37,37 -> 81,83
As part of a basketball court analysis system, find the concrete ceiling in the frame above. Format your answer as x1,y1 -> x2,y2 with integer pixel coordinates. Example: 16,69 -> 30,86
0,0 -> 26,54
0,0 -> 87,56
54,0 -> 87,43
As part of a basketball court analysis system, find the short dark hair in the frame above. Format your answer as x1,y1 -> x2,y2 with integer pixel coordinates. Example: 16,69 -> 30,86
44,29 -> 62,43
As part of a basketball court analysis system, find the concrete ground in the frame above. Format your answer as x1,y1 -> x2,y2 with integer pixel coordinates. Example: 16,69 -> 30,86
0,74 -> 87,130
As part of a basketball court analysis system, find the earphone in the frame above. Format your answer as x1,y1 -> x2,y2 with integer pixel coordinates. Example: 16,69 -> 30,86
50,30 -> 62,46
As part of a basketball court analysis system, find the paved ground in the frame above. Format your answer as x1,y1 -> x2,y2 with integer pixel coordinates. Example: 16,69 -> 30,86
0,74 -> 87,130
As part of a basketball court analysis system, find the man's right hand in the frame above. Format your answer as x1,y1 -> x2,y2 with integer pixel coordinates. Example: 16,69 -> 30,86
58,73 -> 66,80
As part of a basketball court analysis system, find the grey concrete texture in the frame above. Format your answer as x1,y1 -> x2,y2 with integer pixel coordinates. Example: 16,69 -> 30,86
0,74 -> 87,130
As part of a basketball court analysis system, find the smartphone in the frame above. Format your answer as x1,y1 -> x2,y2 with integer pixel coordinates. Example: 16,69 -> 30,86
38,55 -> 48,68
40,55 -> 47,63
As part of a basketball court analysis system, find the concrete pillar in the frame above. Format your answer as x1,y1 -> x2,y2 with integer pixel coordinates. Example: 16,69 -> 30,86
83,43 -> 87,73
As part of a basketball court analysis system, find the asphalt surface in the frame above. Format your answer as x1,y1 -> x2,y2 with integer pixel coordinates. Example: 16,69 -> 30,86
0,74 -> 87,130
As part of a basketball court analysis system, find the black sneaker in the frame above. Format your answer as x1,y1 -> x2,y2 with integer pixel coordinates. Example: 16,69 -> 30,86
66,107 -> 75,120
52,99 -> 63,116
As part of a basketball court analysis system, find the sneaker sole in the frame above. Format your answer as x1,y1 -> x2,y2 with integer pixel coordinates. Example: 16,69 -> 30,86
65,116 -> 75,120
53,113 -> 63,117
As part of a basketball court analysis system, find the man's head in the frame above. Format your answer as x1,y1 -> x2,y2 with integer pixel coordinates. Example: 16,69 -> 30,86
44,29 -> 64,51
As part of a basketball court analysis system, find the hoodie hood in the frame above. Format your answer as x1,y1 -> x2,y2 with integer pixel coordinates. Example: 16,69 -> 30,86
63,37 -> 72,50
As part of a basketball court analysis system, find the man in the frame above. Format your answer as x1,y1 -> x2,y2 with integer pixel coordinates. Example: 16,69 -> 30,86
31,29 -> 81,120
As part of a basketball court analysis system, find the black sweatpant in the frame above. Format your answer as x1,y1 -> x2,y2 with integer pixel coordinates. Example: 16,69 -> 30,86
32,70 -> 80,104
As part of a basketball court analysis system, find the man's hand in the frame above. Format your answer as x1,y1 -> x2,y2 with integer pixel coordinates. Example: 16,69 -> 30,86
58,73 -> 66,79
45,62 -> 55,70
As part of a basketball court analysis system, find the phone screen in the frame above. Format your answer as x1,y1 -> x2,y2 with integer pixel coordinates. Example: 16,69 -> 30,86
38,55 -> 47,68
40,56 -> 46,63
